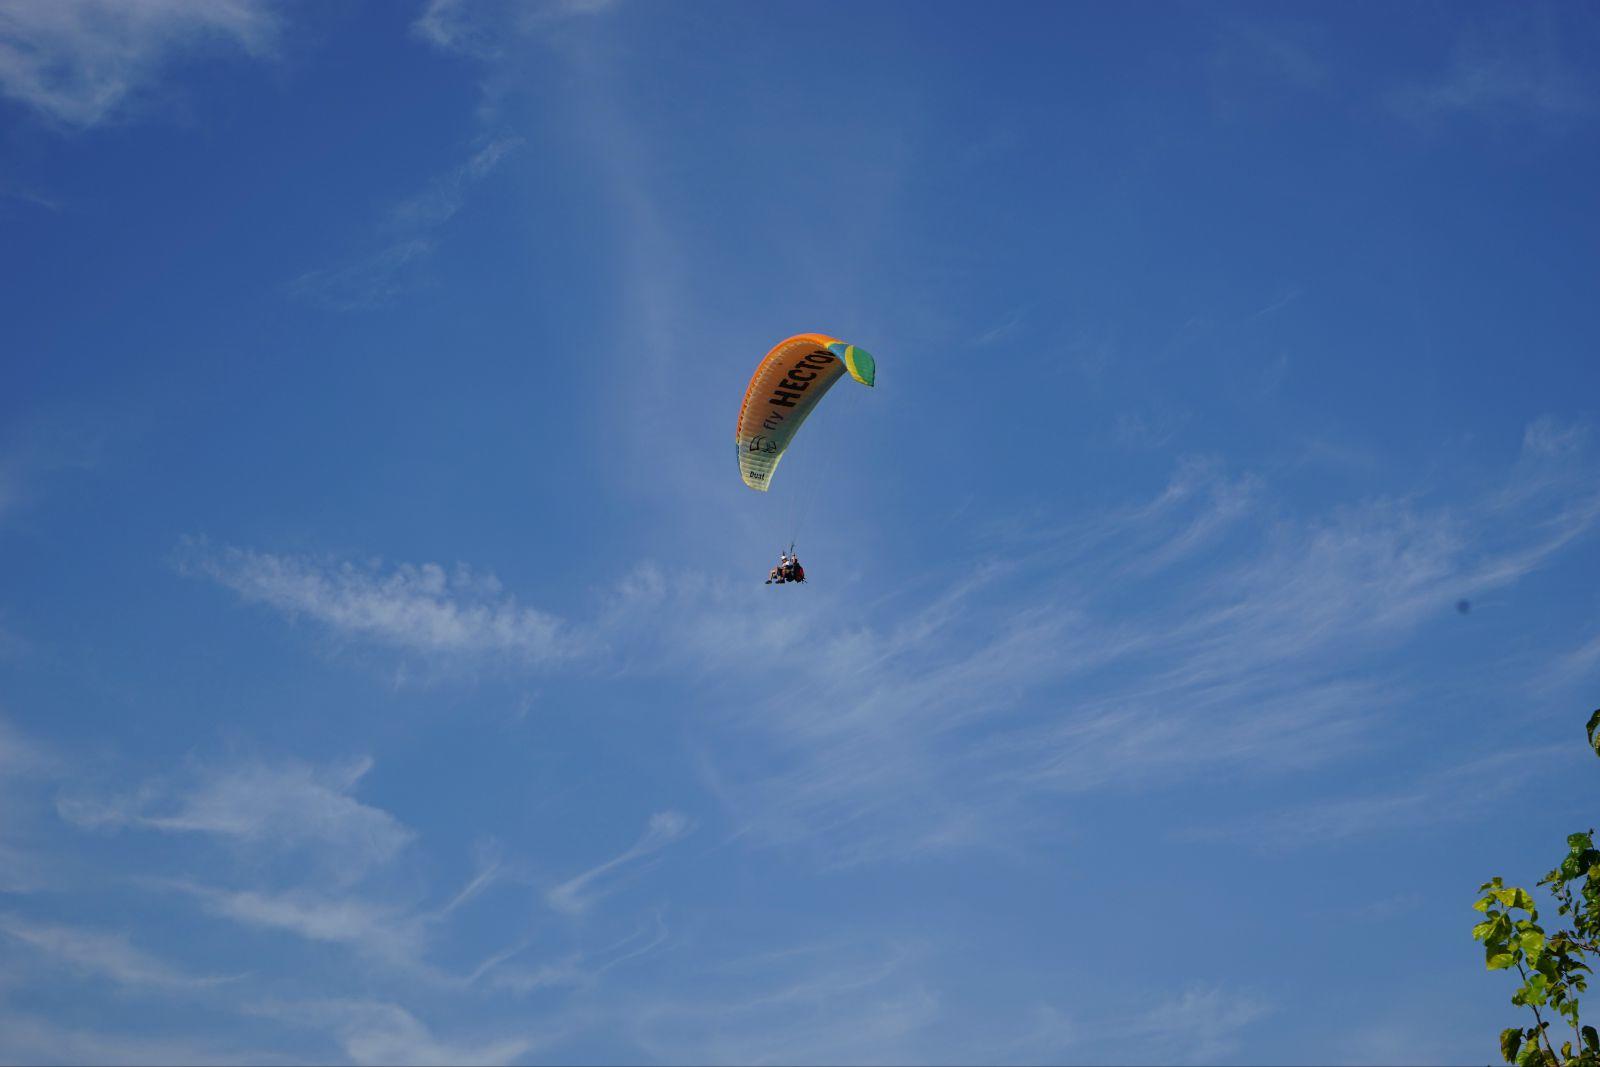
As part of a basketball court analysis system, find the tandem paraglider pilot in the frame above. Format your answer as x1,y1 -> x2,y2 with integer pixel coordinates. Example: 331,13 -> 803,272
765,551 -> 805,585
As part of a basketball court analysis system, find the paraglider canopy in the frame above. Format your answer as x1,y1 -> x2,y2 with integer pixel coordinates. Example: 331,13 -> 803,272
735,333 -> 874,492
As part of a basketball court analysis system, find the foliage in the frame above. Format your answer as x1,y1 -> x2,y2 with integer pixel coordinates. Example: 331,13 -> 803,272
1474,710 -> 1600,1066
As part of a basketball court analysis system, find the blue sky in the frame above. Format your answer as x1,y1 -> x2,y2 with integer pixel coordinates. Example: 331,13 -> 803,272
2,1 -> 1599,1063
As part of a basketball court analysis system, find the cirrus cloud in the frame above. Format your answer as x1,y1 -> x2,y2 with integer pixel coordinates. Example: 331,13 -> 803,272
177,540 -> 582,667
0,0 -> 278,128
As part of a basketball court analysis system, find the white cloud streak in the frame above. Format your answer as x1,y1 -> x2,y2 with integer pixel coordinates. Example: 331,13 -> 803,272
288,136 -> 521,311
0,406 -> 110,527
546,810 -> 691,915
628,941 -> 940,1066
164,880 -> 427,965
1125,986 -> 1273,1065
0,913 -> 229,991
58,755 -> 413,880
0,714 -> 47,777
0,1011 -> 290,1067
176,421 -> 1598,870
1390,23 -> 1596,124
1191,746 -> 1573,849
179,541 -> 580,666
1008,985 -> 1271,1065
411,0 -> 619,59
1550,629 -> 1600,692
285,238 -> 436,313
251,998 -> 543,1067
0,0 -> 277,128
390,138 -> 520,230
649,420 -> 1600,862
0,715 -> 56,892
1524,414 -> 1590,459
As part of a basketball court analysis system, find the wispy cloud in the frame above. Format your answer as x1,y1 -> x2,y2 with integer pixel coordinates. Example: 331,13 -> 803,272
58,755 -> 413,880
546,810 -> 691,915
411,0 -> 620,60
0,715 -> 56,892
0,714 -> 48,777
178,421 -> 1600,871
0,406 -> 111,527
1245,286 -> 1303,321
254,999 -> 541,1067
1395,59 -> 1594,123
1208,17 -> 1328,117
1113,404 -> 1191,451
178,541 -> 580,667
285,238 -> 436,312
663,421 -> 1600,862
390,137 -> 520,229
1390,23 -> 1596,125
0,1011 -> 290,1067
0,913 -> 230,991
1548,629 -> 1600,693
288,136 -> 521,311
1189,746 -> 1572,849
1009,984 -> 1272,1065
163,880 -> 427,965
1126,458 -> 1259,570
628,940 -> 940,1066
412,0 -> 904,509
439,847 -> 504,917
474,912 -> 669,994
0,181 -> 62,210
41,735 -> 681,1008
1523,414 -> 1590,459
971,304 -> 1029,347
1125,986 -> 1273,1064
1333,1002 -> 1496,1065
0,843 -> 49,894
0,0 -> 278,128
411,0 -> 496,59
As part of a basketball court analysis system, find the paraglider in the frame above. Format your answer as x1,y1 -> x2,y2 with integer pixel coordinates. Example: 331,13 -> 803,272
737,333 -> 875,585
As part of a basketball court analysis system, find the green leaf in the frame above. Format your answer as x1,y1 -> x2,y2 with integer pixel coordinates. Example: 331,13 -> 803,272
1582,1025 -> 1598,1052
1586,708 -> 1600,757
1502,1028 -> 1524,1064
1489,948 -> 1518,969
1495,886 -> 1538,913
1473,920 -> 1498,940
